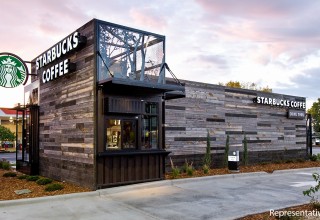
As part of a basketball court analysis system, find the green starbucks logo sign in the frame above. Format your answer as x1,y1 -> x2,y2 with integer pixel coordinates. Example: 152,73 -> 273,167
0,53 -> 28,88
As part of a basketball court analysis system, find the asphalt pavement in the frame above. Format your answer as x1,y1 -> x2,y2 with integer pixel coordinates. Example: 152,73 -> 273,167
1,167 -> 320,220
0,152 -> 15,163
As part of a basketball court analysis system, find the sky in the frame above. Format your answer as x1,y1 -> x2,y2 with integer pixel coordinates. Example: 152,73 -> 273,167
1,0 -> 319,109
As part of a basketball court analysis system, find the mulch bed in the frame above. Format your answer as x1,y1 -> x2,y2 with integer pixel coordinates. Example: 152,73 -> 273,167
165,160 -> 320,180
0,170 -> 91,201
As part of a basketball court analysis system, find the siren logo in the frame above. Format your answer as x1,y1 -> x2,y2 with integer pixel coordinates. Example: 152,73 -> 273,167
0,53 -> 28,88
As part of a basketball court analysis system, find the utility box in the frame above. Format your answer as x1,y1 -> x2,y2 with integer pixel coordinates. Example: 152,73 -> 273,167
228,151 -> 240,172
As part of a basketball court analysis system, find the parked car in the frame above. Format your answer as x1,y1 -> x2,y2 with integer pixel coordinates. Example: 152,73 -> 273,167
1,141 -> 14,148
312,137 -> 320,146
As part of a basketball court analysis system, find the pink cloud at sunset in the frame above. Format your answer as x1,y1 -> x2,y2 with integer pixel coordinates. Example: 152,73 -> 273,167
130,7 -> 168,30
0,0 -> 319,109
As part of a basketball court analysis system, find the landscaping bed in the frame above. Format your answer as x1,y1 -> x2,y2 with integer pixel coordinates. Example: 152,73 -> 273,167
0,169 -> 91,201
165,160 -> 320,180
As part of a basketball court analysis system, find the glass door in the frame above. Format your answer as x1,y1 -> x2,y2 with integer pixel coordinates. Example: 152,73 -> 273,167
15,105 -> 39,175
16,110 -> 24,161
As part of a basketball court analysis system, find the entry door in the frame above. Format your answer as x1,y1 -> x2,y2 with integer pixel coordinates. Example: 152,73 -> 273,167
16,105 -> 39,175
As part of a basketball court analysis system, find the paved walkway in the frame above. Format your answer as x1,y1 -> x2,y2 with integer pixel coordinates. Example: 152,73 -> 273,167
1,168 -> 320,220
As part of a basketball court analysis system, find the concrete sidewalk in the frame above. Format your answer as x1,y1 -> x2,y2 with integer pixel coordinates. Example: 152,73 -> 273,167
1,167 -> 320,220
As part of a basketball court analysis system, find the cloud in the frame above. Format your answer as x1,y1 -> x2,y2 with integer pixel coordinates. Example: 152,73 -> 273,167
129,7 -> 168,31
188,54 -> 229,69
0,0 -> 319,109
275,68 -> 320,108
195,0 -> 316,19
194,0 -> 320,66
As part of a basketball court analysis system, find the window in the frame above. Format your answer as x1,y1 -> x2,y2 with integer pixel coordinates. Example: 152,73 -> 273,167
141,116 -> 158,149
105,102 -> 159,150
122,120 -> 136,149
106,119 -> 137,150
106,119 -> 121,150
141,103 -> 158,149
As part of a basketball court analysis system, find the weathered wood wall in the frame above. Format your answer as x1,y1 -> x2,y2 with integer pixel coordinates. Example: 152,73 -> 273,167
32,20 -> 96,189
165,80 -> 307,168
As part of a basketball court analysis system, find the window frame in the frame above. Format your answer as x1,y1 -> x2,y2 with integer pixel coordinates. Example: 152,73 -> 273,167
105,116 -> 139,151
104,101 -> 160,151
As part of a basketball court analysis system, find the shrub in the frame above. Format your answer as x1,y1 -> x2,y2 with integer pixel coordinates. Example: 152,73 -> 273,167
26,175 -> 40,181
45,183 -> 64,192
310,155 -> 318,161
0,160 -> 11,170
202,164 -> 209,174
36,178 -> 53,185
3,172 -> 17,177
242,135 -> 248,166
303,173 -> 320,205
171,167 -> 180,179
186,166 -> 194,176
313,202 -> 320,211
203,130 -> 212,168
18,175 -> 29,180
170,157 -> 180,179
184,159 -> 194,176
180,162 -> 187,173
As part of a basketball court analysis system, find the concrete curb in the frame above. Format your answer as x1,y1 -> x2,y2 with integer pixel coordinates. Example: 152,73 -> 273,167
0,191 -> 100,207
272,167 -> 320,174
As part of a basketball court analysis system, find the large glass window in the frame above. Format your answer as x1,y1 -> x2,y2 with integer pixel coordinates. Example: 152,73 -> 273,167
105,102 -> 159,151
106,119 -> 137,150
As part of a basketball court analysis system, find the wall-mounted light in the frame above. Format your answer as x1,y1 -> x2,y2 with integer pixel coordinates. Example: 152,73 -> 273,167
9,116 -> 13,123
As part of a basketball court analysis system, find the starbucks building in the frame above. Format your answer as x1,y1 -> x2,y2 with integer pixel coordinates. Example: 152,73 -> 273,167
15,19 -> 308,189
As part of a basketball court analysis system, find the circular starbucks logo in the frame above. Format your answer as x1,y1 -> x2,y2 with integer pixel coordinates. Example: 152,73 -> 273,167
0,53 -> 28,88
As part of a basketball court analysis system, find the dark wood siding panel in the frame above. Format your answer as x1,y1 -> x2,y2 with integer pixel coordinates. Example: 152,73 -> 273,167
37,20 -> 95,189
96,152 -> 166,188
165,80 -> 306,158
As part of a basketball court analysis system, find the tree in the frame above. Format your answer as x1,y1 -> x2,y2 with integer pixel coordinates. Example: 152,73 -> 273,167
203,130 -> 212,168
223,135 -> 230,167
219,81 -> 272,92
0,125 -> 15,142
308,99 -> 320,133
242,135 -> 248,166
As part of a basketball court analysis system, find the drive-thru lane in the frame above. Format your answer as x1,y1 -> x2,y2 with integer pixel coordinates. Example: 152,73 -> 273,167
1,167 -> 320,220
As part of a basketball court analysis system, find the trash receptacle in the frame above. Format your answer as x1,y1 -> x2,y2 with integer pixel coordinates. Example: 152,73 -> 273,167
228,151 -> 240,172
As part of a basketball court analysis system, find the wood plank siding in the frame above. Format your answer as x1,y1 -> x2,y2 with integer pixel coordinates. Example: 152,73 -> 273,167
32,20 -> 96,189
165,80 -> 307,168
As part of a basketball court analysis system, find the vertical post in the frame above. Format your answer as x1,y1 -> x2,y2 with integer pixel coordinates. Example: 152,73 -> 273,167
306,113 -> 312,156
